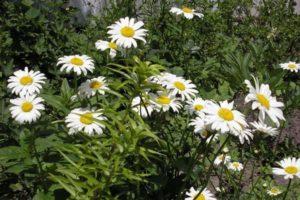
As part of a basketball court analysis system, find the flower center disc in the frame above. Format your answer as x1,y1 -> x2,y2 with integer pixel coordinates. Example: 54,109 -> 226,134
288,64 -> 296,69
182,6 -> 193,13
157,96 -> 171,105
256,94 -> 270,109
70,57 -> 84,66
108,42 -> 117,49
80,113 -> 93,125
174,81 -> 186,91
21,102 -> 33,112
121,26 -> 135,37
284,166 -> 298,174
196,193 -> 205,200
20,76 -> 33,85
270,187 -> 279,194
194,104 -> 204,111
89,81 -> 102,89
232,162 -> 240,168
218,108 -> 234,121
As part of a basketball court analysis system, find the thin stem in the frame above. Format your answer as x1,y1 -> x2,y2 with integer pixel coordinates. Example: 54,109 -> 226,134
194,136 -> 230,199
282,179 -> 292,200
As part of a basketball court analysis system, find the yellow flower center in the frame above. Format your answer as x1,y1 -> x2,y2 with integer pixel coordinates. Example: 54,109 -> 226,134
21,102 -> 33,112
232,162 -> 240,168
284,166 -> 298,175
120,26 -> 135,37
218,108 -> 234,121
270,187 -> 279,194
218,154 -> 225,160
256,94 -> 270,109
70,57 -> 84,66
194,104 -> 204,111
79,113 -> 93,125
157,96 -> 171,105
182,6 -> 193,13
196,193 -> 205,200
174,81 -> 186,91
108,42 -> 117,49
288,64 -> 297,69
89,81 -> 102,89
20,76 -> 33,85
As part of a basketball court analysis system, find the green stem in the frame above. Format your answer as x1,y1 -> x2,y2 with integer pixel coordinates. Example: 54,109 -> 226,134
282,179 -> 292,200
194,135 -> 230,199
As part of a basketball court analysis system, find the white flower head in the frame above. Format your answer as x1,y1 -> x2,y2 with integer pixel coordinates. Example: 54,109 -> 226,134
280,61 -> 300,72
147,72 -> 177,85
185,187 -> 216,200
57,55 -> 95,76
95,40 -> 118,58
131,95 -> 155,118
231,125 -> 253,144
186,98 -> 210,117
272,157 -> 300,179
267,187 -> 282,196
78,76 -> 109,98
214,154 -> 231,166
10,94 -> 45,124
163,76 -> 198,101
107,17 -> 147,48
228,161 -> 244,172
151,92 -> 182,112
205,100 -> 247,134
244,77 -> 285,127
7,67 -> 46,96
251,121 -> 279,136
189,116 -> 206,134
170,6 -> 204,19
65,108 -> 106,135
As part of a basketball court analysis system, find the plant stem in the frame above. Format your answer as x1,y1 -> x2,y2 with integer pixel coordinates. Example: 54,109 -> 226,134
282,179 -> 292,200
194,135 -> 230,199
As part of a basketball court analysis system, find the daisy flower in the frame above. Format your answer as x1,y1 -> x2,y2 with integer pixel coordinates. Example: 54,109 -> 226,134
9,94 -> 45,124
267,187 -> 282,196
280,61 -> 300,73
244,77 -> 285,126
185,187 -> 216,200
7,67 -> 46,96
65,108 -> 106,135
78,76 -> 109,98
95,40 -> 118,58
205,100 -> 247,134
151,92 -> 182,112
57,55 -> 94,76
251,121 -> 279,136
231,126 -> 253,144
131,95 -> 155,118
107,17 -> 147,48
272,157 -> 300,179
170,6 -> 204,19
163,76 -> 198,100
189,116 -> 206,134
214,154 -> 231,166
186,98 -> 210,117
228,161 -> 244,172
205,133 -> 220,144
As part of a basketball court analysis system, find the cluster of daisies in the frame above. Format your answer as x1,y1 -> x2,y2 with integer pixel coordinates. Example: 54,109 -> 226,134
8,67 -> 46,124
6,4 -> 299,199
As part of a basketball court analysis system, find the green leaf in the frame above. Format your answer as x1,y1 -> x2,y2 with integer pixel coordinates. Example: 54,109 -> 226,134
61,78 -> 72,100
40,94 -> 69,113
33,190 -> 54,200
21,0 -> 34,6
0,146 -> 24,160
25,7 -> 40,19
